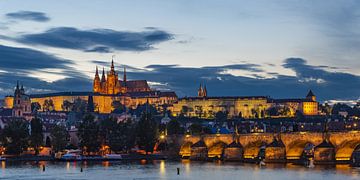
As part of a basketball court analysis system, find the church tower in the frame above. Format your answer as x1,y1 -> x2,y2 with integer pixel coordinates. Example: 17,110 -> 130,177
306,90 -> 316,101
106,58 -> 120,94
198,83 -> 208,98
12,81 -> 31,117
93,66 -> 101,93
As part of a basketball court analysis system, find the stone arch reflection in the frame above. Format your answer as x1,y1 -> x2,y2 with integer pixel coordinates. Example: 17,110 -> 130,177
336,140 -> 360,161
286,141 -> 315,160
243,141 -> 267,160
207,141 -> 227,159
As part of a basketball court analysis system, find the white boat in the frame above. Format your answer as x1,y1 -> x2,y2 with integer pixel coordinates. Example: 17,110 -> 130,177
61,153 -> 82,161
104,154 -> 123,160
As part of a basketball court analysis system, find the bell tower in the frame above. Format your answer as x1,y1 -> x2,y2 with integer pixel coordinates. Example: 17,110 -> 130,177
93,66 -> 101,93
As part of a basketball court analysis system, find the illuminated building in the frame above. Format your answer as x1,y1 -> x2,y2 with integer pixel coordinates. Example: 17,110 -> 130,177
4,59 -> 177,113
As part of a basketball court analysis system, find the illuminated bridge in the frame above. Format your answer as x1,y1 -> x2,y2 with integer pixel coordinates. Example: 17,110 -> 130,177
166,131 -> 360,163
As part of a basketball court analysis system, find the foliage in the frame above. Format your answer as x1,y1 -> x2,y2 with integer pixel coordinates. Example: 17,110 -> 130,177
111,101 -> 125,114
215,111 -> 228,122
189,123 -> 203,135
61,100 -> 73,112
50,124 -> 69,152
72,98 -> 88,112
1,119 -> 29,155
43,99 -> 55,111
99,117 -> 136,153
30,117 -> 43,155
31,102 -> 41,112
166,119 -> 182,135
78,114 -> 100,154
132,103 -> 158,117
136,112 -> 158,154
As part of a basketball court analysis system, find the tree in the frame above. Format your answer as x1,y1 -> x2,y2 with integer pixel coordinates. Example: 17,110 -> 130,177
166,119 -> 182,135
43,99 -> 55,111
189,123 -> 202,135
1,119 -> 29,155
61,100 -> 73,112
215,111 -> 228,122
78,114 -> 100,154
31,102 -> 41,112
50,124 -> 69,152
72,98 -> 87,112
111,100 -> 125,114
136,112 -> 158,154
108,119 -> 136,153
30,117 -> 43,155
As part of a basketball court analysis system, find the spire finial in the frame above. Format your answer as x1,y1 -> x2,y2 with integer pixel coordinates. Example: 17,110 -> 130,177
95,66 -> 99,76
111,55 -> 115,71
123,66 -> 127,82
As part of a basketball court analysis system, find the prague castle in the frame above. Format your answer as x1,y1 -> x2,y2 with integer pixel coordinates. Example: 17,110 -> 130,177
3,59 -> 319,118
169,85 -> 318,118
4,59 -> 177,114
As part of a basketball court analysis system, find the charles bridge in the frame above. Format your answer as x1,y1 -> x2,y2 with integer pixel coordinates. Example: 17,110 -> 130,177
164,131 -> 360,163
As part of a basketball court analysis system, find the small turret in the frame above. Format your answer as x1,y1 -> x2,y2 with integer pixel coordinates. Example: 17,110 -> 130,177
123,66 -> 127,83
198,84 -> 203,97
306,90 -> 316,101
93,66 -> 101,93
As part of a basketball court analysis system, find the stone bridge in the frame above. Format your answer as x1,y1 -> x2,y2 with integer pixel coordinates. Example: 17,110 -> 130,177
168,131 -> 360,162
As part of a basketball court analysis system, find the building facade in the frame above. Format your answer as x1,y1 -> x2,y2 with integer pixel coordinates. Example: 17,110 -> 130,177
4,60 -> 177,114
170,87 -> 318,118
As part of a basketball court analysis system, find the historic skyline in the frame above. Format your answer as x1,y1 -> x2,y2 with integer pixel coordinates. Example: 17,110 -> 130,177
0,0 -> 360,102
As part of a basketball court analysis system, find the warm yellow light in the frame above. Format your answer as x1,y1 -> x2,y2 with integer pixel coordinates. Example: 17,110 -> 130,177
160,135 -> 165,139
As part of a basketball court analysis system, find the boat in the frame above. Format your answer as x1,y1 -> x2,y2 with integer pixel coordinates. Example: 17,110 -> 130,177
61,153 -> 82,161
104,154 -> 123,160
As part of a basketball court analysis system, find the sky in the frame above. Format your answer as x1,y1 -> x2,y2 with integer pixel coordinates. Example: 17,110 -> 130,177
0,0 -> 359,102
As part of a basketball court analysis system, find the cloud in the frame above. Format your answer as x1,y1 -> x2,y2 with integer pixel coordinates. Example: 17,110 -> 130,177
0,45 -> 72,72
0,45 -> 91,97
15,27 -> 174,53
122,58 -> 360,101
5,11 -> 50,22
1,50 -> 359,102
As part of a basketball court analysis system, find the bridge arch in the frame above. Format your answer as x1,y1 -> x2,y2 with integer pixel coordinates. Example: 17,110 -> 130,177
286,140 -> 316,160
335,140 -> 360,161
179,141 -> 193,157
243,140 -> 267,159
208,141 -> 227,158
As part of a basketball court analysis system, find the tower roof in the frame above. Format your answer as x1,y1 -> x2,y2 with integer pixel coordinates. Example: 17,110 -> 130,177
306,90 -> 315,97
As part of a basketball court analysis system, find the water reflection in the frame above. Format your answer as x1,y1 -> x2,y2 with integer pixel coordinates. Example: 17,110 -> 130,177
0,161 -> 359,180
159,160 -> 166,176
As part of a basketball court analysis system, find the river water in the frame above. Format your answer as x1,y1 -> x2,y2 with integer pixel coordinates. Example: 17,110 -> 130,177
0,160 -> 360,180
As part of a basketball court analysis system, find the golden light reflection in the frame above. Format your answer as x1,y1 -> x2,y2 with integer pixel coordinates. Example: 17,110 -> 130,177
182,159 -> 190,175
1,161 -> 5,169
159,160 -> 166,176
140,159 -> 147,165
66,162 -> 70,171
102,161 -> 110,168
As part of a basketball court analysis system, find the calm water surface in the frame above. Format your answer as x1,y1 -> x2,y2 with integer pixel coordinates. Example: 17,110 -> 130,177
0,160 -> 360,180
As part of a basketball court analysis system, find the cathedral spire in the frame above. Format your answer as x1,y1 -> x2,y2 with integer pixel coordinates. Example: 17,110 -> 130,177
101,67 -> 106,82
123,66 -> 127,82
95,66 -> 99,77
111,55 -> 115,72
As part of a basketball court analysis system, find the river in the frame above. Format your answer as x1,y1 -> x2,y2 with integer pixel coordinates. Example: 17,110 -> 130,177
0,160 -> 360,180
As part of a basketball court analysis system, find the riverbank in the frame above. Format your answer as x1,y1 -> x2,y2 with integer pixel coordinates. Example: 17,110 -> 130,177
1,154 -> 169,162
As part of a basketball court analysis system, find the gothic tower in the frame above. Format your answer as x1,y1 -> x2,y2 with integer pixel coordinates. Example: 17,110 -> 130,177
12,81 -> 31,117
93,66 -> 101,93
306,90 -> 316,101
106,58 -> 120,94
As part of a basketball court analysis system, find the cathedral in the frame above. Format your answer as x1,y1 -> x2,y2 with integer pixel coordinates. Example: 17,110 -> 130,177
93,59 -> 150,94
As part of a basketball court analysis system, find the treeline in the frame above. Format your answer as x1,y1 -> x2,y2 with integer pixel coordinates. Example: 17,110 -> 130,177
0,110 -> 186,155
0,117 -> 69,155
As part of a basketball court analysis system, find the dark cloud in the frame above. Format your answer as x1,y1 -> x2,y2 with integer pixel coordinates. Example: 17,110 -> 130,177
0,45 -> 72,72
5,11 -> 50,22
0,45 -> 91,97
16,27 -> 173,53
1,48 -> 359,102
124,58 -> 360,101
